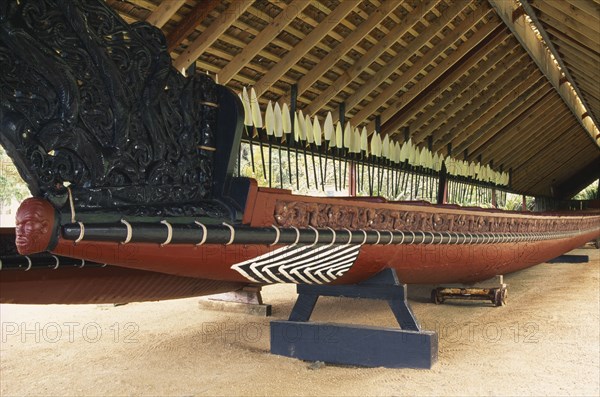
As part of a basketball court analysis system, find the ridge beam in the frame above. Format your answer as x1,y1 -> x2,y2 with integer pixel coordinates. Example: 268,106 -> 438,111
488,0 -> 600,146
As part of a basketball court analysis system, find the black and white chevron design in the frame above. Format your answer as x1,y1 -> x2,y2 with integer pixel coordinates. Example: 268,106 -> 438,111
231,244 -> 361,284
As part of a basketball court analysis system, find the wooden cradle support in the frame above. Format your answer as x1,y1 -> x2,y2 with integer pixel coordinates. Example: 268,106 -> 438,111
270,269 -> 437,369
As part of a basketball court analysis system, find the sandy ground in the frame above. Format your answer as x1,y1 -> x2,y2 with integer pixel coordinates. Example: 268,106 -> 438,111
1,245 -> 599,397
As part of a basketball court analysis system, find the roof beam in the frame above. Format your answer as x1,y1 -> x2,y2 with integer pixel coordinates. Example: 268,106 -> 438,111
409,47 -> 527,144
166,0 -> 221,52
435,76 -> 546,155
340,2 -> 477,120
526,0 -> 600,128
537,12 -> 600,54
302,0 -> 440,116
346,2 -> 494,127
556,45 -> 600,73
553,33 -> 600,60
477,92 -> 561,163
498,106 -> 574,168
489,0 -> 600,146
564,0 -> 600,22
508,117 -> 578,174
218,0 -> 309,85
381,27 -> 507,137
344,2 -> 481,116
532,0 -> 600,40
145,0 -> 186,29
355,12 -> 498,131
252,0 -> 359,98
498,113 -> 572,174
451,74 -> 546,154
294,0 -> 399,99
434,67 -> 541,153
173,0 -> 254,71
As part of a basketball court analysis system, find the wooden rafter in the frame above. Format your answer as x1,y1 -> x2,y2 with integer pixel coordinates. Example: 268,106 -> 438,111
381,28 -> 508,137
302,0 -> 440,116
166,0 -> 221,52
524,0 -> 600,129
341,2 -> 481,124
564,0 -> 600,21
532,0 -> 599,41
145,0 -> 186,29
494,111 -> 572,169
553,158 -> 600,199
436,67 -> 537,149
508,116 -> 577,172
538,12 -> 599,53
252,0 -> 359,98
525,143 -> 596,193
294,0 -> 399,99
434,72 -> 544,153
491,97 -> 568,167
483,94 -> 560,167
357,12 -> 498,132
451,74 -> 546,154
475,92 -> 561,162
499,104 -> 570,168
510,118 -> 573,188
553,34 -> 600,62
190,9 -> 406,108
409,48 -> 527,144
194,21 -> 351,102
431,66 -> 539,153
509,119 -> 575,175
218,0 -> 309,85
557,46 -> 600,74
173,0 -> 254,71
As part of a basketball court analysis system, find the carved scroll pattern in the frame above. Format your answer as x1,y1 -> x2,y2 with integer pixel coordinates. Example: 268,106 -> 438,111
274,201 -> 599,234
0,0 -> 221,216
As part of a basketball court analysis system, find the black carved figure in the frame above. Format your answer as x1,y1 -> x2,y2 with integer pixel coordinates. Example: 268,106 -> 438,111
0,0 -> 244,218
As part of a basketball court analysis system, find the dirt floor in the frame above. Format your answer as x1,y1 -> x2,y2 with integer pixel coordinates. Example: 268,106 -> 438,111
1,244 -> 599,396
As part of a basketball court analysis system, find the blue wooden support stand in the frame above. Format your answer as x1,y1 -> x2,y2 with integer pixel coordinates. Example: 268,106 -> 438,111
270,269 -> 437,368
547,254 -> 589,263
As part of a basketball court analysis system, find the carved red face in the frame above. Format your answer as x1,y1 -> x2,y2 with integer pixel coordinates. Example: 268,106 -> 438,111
15,198 -> 54,255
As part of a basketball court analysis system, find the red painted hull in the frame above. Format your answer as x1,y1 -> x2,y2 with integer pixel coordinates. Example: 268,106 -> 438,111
0,265 -> 245,304
45,187 -> 600,285
49,229 -> 598,285
8,189 -> 600,305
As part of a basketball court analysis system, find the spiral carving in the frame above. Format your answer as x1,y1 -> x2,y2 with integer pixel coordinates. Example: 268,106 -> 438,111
0,0 -> 225,216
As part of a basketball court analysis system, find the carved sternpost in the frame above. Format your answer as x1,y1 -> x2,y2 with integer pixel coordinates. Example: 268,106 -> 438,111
0,0 -> 240,217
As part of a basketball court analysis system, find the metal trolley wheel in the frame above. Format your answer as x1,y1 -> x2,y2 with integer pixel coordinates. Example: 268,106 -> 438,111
493,288 -> 507,307
431,288 -> 444,305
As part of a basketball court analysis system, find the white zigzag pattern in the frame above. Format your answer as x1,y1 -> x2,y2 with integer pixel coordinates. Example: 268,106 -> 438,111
230,244 -> 360,284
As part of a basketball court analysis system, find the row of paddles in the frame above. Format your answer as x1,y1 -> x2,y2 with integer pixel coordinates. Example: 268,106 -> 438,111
355,166 -> 440,200
237,87 -> 447,192
236,86 -> 509,193
239,138 -> 444,199
446,179 -> 506,207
